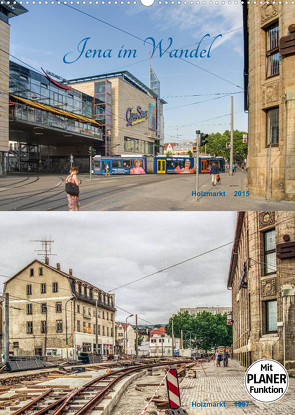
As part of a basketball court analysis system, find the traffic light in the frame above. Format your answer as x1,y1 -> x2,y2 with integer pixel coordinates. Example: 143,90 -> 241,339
200,133 -> 208,146
88,146 -> 96,156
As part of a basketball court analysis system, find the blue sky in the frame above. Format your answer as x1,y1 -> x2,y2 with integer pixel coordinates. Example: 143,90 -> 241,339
10,3 -> 247,142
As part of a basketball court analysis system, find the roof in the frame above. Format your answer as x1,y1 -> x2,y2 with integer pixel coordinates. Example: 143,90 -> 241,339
67,71 -> 167,104
4,258 -> 112,297
150,327 -> 166,337
117,323 -> 132,331
227,212 -> 245,289
1,1 -> 28,18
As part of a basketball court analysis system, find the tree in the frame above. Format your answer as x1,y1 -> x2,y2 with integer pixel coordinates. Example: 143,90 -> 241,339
166,311 -> 232,352
187,150 -> 193,157
199,130 -> 248,163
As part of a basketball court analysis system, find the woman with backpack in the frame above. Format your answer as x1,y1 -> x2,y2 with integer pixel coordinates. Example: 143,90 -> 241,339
65,166 -> 82,211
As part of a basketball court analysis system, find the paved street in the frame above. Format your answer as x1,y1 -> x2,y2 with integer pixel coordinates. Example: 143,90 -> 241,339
180,359 -> 295,415
0,172 -> 294,211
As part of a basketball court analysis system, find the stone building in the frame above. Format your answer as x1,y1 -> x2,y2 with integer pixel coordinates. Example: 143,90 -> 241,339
227,212 -> 295,372
244,4 -> 295,200
3,259 -> 116,359
0,2 -> 27,175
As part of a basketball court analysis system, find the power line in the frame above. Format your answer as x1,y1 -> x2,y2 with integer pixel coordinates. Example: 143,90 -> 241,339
108,241 -> 234,293
165,92 -> 243,111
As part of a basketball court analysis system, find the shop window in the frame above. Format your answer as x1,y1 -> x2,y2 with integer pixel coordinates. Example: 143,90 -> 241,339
264,229 -> 276,275
266,23 -> 279,78
266,300 -> 277,332
266,107 -> 279,146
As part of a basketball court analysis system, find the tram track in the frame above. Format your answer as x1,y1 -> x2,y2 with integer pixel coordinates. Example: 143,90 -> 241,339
8,360 -> 192,415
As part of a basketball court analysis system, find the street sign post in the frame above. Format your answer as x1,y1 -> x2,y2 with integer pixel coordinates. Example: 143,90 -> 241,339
195,130 -> 201,202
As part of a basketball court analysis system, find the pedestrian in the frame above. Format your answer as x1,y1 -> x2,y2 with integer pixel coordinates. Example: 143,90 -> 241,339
232,164 -> 235,174
65,166 -> 81,211
105,163 -> 110,177
210,162 -> 219,186
222,349 -> 229,367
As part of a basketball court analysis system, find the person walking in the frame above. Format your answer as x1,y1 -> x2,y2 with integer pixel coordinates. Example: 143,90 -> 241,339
210,162 -> 219,186
222,349 -> 229,367
105,163 -> 110,177
65,166 -> 81,211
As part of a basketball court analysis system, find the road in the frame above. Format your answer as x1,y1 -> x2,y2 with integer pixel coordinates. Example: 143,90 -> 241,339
0,173 -> 294,211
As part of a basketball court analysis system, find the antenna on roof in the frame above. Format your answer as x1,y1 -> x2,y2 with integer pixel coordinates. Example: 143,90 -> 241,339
30,238 -> 56,264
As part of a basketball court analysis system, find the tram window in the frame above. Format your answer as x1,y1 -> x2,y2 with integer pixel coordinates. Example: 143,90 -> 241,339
112,160 -> 122,168
167,160 -> 184,169
123,159 -> 132,168
94,160 -> 101,169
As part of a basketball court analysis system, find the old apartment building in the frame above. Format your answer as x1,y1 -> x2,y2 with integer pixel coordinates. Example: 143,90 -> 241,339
244,4 -> 295,200
115,323 -> 136,356
227,212 -> 295,372
3,259 -> 116,358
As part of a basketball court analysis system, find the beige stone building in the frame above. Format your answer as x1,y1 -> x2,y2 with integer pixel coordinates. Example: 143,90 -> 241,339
115,323 -> 136,356
3,259 -> 116,359
244,4 -> 295,200
68,71 -> 165,157
227,212 -> 295,372
0,3 -> 27,175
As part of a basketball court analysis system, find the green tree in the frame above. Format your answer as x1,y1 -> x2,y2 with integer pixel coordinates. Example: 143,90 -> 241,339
199,130 -> 248,164
166,311 -> 232,352
187,150 -> 193,157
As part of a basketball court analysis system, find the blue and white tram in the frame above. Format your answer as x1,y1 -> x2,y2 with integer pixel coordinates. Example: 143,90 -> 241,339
93,156 -> 147,175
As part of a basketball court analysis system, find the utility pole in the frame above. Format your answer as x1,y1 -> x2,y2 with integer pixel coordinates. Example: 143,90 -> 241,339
181,329 -> 183,353
135,314 -> 138,358
95,300 -> 98,355
195,130 -> 201,201
44,305 -> 48,359
171,318 -> 174,358
5,293 -> 9,364
230,96 -> 234,176
89,148 -> 92,182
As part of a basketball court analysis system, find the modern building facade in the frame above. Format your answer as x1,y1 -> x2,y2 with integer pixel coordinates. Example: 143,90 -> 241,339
227,212 -> 295,372
0,2 -> 27,175
68,71 -> 165,158
244,4 -> 295,200
3,259 -> 116,358
179,307 -> 232,316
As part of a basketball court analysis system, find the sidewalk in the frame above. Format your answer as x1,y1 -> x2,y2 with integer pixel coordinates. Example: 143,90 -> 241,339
180,359 -> 295,414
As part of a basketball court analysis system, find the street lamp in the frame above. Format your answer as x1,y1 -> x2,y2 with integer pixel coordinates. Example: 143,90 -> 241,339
65,296 -> 75,363
125,314 -> 134,357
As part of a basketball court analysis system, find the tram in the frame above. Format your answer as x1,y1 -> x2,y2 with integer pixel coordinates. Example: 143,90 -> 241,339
93,155 -> 147,175
154,156 -> 225,174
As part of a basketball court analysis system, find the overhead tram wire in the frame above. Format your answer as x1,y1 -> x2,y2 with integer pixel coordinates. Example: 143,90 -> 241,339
108,241 -> 234,293
58,3 -> 243,90
165,92 -> 243,111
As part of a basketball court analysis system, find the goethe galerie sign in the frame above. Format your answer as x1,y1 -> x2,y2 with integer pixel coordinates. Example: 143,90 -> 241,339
126,106 -> 148,127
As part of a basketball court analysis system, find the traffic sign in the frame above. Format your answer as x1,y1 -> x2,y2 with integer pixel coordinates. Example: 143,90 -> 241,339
166,368 -> 181,409
243,138 -> 248,144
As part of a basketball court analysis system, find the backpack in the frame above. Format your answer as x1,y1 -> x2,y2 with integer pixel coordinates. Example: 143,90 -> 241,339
65,175 -> 79,196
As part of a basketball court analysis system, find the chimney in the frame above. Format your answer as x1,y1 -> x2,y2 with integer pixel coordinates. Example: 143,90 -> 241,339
45,257 -> 49,265
56,263 -> 60,271
69,269 -> 73,276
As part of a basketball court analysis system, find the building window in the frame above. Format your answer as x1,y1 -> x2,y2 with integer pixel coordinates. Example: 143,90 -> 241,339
111,328 -> 113,337
266,24 -> 279,78
93,324 -> 96,334
41,321 -> 47,333
102,311 -> 105,319
264,229 -> 276,275
13,342 -> 19,349
41,303 -> 47,313
98,325 -> 101,335
107,312 -> 109,320
26,284 -> 32,295
83,321 -> 86,332
84,286 -> 87,297
41,283 -> 46,294
56,302 -> 62,313
30,268 -> 34,277
27,304 -> 32,315
266,300 -> 277,332
83,306 -> 86,315
52,282 -> 58,293
78,284 -> 82,295
39,267 -> 43,276
107,327 -> 109,336
266,107 -> 279,146
77,320 -> 81,332
56,320 -> 63,333
27,321 -> 33,334
77,304 -> 80,313
103,326 -> 105,336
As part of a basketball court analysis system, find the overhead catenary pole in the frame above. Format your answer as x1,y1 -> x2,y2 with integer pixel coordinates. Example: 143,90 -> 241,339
89,148 -> 92,182
171,318 -> 174,358
230,96 -> 234,176
195,130 -> 201,201
135,314 -> 138,358
95,299 -> 98,355
5,293 -> 9,364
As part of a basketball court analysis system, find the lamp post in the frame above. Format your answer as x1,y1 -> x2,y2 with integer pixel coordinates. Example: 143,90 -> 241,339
125,314 -> 134,357
65,297 -> 75,363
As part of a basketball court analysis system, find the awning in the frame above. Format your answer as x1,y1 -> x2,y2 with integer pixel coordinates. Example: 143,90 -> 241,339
10,94 -> 101,126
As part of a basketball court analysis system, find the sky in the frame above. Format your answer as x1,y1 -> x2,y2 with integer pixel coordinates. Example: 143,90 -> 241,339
9,3 -> 247,142
0,211 -> 236,324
